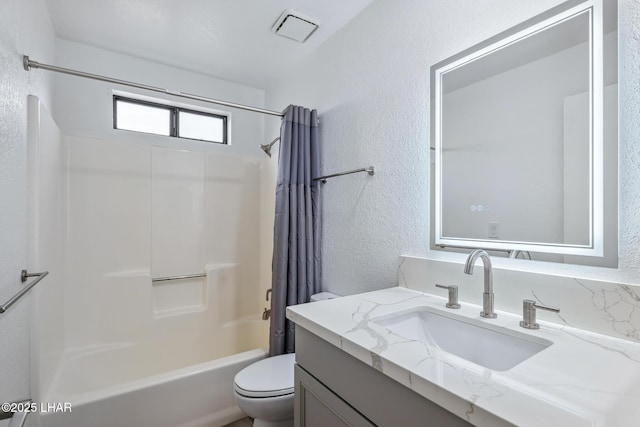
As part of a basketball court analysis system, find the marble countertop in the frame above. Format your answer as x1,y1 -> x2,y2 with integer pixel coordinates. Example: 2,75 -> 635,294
287,287 -> 640,427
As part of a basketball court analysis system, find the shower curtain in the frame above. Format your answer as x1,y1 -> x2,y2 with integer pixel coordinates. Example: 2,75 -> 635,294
269,105 -> 321,356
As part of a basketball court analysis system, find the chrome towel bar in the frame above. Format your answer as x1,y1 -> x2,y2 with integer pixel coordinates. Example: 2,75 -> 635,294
151,273 -> 206,283
0,398 -> 31,426
0,270 -> 48,314
314,166 -> 375,184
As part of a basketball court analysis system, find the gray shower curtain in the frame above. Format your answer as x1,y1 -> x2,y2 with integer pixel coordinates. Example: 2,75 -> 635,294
269,105 -> 321,356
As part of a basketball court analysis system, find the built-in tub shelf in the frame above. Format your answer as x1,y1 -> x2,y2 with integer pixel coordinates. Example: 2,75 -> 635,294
151,272 -> 209,317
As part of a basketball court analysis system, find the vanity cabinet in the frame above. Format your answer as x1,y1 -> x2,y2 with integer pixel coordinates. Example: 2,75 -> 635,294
295,365 -> 374,427
294,327 -> 472,427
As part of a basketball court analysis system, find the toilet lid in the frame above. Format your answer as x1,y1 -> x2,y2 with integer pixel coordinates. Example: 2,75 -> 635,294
234,353 -> 295,398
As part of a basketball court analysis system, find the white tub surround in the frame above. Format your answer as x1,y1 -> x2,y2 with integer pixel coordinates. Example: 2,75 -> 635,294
28,131 -> 272,427
287,287 -> 640,427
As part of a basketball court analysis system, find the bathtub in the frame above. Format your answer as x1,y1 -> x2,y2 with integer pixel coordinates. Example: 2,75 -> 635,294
30,263 -> 270,427
35,346 -> 266,427
27,124 -> 274,427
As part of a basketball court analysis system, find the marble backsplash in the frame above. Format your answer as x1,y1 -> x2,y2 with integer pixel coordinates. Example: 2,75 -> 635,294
399,255 -> 640,343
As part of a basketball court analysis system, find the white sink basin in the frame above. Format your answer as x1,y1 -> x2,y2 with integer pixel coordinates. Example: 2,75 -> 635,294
372,308 -> 552,371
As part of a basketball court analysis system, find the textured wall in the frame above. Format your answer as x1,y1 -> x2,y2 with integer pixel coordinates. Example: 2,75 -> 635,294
265,0 -> 640,296
618,0 -> 640,274
0,0 -> 55,420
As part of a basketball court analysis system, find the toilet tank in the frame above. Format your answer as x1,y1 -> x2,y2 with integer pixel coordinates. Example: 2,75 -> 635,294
310,292 -> 339,302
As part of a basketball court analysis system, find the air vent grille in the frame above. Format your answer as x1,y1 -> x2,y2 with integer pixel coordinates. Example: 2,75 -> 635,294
272,10 -> 319,43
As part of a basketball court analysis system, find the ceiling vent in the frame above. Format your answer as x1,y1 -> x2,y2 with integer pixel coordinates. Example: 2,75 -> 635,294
272,9 -> 319,43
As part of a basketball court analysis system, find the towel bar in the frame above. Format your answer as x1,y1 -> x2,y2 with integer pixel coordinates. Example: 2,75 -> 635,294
0,270 -> 48,314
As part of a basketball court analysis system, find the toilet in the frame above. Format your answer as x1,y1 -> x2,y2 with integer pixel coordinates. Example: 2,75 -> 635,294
234,353 -> 296,427
233,292 -> 338,426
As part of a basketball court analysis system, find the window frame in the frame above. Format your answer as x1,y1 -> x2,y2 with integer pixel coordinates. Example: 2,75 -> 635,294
113,95 -> 229,144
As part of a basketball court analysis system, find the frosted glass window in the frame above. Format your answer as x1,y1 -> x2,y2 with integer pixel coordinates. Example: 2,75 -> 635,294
178,111 -> 225,143
115,99 -> 171,136
113,96 -> 229,144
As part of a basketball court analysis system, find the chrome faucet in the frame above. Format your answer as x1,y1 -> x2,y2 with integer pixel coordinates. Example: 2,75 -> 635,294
508,250 -> 531,260
464,249 -> 497,318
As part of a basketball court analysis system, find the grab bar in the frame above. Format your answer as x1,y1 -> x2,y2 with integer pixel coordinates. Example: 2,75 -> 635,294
0,398 -> 31,427
151,273 -> 206,283
0,270 -> 49,314
313,166 -> 375,184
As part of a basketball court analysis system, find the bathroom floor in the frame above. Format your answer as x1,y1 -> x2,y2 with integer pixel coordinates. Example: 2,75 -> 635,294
223,418 -> 253,427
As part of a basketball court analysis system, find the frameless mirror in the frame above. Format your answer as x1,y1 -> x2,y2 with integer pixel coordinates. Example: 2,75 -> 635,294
431,0 -> 617,266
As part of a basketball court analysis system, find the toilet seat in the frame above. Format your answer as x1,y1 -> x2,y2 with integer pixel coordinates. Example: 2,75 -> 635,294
234,353 -> 295,398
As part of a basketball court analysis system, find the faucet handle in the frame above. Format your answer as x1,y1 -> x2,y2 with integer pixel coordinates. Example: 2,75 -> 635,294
435,284 -> 461,309
519,299 -> 560,329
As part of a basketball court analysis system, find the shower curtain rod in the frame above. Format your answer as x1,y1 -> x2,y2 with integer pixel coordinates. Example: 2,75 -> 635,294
22,55 -> 285,118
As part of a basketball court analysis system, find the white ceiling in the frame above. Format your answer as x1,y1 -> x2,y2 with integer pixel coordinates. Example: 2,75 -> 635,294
45,0 -> 373,88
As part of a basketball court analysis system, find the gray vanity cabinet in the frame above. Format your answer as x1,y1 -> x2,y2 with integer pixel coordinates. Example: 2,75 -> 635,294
295,365 -> 375,427
294,327 -> 472,427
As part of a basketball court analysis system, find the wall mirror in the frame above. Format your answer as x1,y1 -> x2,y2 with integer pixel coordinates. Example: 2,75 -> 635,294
430,0 -> 618,266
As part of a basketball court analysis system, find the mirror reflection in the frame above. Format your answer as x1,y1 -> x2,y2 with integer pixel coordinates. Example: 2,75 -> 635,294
431,0 -> 617,266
